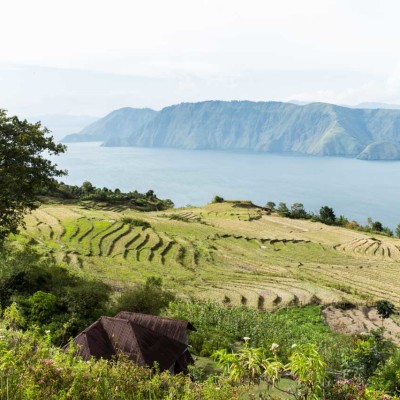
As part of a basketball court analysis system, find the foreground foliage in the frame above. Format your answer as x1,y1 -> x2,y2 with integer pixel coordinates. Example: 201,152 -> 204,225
0,245 -> 111,344
0,109 -> 66,243
0,327 -> 242,400
170,301 -> 400,399
167,301 -> 348,361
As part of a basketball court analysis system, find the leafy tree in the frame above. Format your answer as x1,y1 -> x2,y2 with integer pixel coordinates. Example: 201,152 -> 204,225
319,206 -> 336,225
28,291 -> 57,324
290,203 -> 308,219
265,201 -> 276,210
337,215 -> 349,226
212,195 -> 224,203
112,277 -> 175,316
371,221 -> 383,232
81,180 -> 94,193
3,302 -> 26,330
376,300 -> 395,321
396,224 -> 400,239
0,110 -> 66,243
370,349 -> 400,395
212,342 -> 325,398
146,189 -> 155,199
346,330 -> 394,382
276,202 -> 290,217
381,226 -> 393,237
0,245 -> 111,343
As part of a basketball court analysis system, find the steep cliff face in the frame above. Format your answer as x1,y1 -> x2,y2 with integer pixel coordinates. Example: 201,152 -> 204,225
64,101 -> 400,159
357,142 -> 400,160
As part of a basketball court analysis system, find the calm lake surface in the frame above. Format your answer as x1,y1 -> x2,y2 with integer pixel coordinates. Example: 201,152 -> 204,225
52,143 -> 400,229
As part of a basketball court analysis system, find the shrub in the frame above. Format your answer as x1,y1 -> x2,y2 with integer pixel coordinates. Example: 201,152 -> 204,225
120,217 -> 151,228
376,300 -> 395,320
0,327 -> 242,399
212,195 -> 224,203
265,201 -> 276,210
112,277 -> 175,315
0,245 -> 111,343
28,291 -> 57,324
334,300 -> 356,310
319,206 -> 336,225
277,202 -> 290,217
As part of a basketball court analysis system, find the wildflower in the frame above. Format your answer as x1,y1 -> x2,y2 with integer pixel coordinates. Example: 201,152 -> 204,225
291,344 -> 297,349
45,330 -> 51,334
270,343 -> 279,354
243,336 -> 250,342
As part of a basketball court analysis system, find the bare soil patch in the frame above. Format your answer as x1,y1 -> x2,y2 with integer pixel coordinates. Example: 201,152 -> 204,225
323,306 -> 400,345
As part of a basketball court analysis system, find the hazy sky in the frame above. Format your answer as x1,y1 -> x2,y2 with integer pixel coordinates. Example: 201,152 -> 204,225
2,0 -> 400,117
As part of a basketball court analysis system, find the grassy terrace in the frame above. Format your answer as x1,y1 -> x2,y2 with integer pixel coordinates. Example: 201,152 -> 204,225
17,200 -> 400,308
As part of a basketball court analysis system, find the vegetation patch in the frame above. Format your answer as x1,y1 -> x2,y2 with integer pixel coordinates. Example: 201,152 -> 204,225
120,217 -> 151,228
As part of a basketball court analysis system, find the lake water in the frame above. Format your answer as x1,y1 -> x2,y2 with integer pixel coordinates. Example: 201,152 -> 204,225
51,143 -> 400,229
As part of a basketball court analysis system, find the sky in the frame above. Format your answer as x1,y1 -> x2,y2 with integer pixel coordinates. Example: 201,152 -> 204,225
1,0 -> 400,117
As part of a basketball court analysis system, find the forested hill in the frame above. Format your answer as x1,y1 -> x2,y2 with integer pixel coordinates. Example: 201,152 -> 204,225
63,101 -> 400,160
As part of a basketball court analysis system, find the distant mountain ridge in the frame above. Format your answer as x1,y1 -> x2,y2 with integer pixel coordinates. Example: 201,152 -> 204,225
62,101 -> 400,160
62,107 -> 156,143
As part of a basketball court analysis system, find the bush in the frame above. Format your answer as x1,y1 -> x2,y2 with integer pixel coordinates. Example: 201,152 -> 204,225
277,202 -> 290,217
120,217 -> 151,228
0,327 -> 242,399
212,195 -> 224,203
28,291 -> 57,324
0,245 -> 111,343
334,301 -> 357,310
319,206 -> 336,225
112,277 -> 175,315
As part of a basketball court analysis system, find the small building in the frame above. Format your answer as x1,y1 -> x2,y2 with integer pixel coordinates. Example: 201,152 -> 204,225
66,312 -> 195,374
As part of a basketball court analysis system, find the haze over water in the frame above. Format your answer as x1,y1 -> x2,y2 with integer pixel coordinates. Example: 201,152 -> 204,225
53,143 -> 400,229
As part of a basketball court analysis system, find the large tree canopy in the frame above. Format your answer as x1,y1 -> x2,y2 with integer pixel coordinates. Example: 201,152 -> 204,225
0,110 -> 66,242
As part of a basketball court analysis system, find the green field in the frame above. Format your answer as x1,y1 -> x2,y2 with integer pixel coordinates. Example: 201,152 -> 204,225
18,200 -> 400,308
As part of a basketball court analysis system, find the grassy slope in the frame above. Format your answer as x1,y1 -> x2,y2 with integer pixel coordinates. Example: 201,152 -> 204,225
17,201 -> 400,308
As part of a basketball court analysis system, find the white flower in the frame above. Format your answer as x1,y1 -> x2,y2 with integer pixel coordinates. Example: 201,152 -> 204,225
243,336 -> 250,342
291,344 -> 297,349
45,330 -> 51,334
270,343 -> 279,353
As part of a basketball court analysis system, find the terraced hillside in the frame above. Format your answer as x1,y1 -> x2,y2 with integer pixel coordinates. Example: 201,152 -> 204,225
17,201 -> 400,308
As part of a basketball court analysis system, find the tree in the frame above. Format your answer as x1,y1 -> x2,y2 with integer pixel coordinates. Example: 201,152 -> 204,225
372,221 -> 383,232
319,206 -> 336,225
395,224 -> 400,238
376,300 -> 395,321
28,291 -> 57,324
265,201 -> 276,211
3,302 -> 26,330
337,215 -> 348,226
277,202 -> 289,217
290,203 -> 307,219
212,195 -> 224,203
0,110 -> 66,243
112,277 -> 175,315
81,180 -> 94,193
